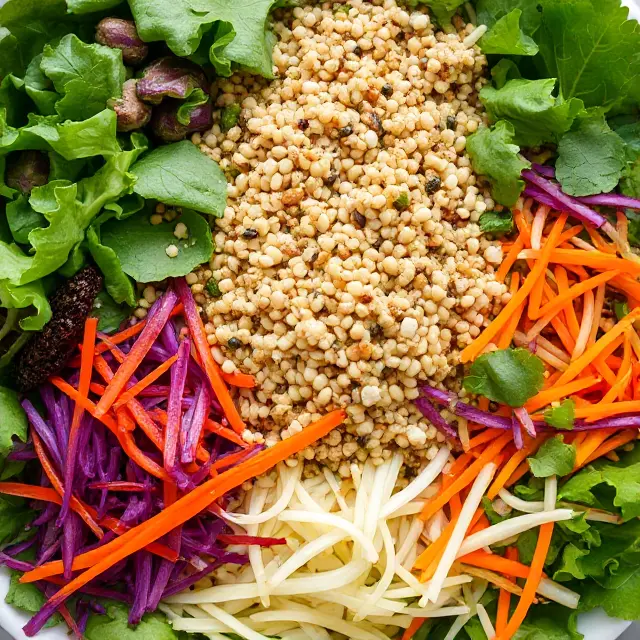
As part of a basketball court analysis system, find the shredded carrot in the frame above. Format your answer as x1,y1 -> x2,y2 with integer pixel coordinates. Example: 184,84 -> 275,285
574,430 -> 612,469
497,237 -> 525,283
31,432 -> 103,539
113,354 -> 178,409
516,248 -> 640,276
402,618 -> 425,640
487,436 -> 546,499
94,295 -> 177,418
459,549 -> 532,581
468,429 -> 503,450
525,376 -> 600,413
574,400 -> 640,421
555,308 -> 640,386
449,492 -> 462,520
582,430 -> 638,467
468,512 -> 490,535
496,548 -> 518,635
20,409 -> 347,607
497,273 -> 524,350
506,460 -> 531,487
420,433 -> 511,521
461,214 -> 568,363
176,279 -> 246,434
497,523 -> 554,640
220,370 -> 256,388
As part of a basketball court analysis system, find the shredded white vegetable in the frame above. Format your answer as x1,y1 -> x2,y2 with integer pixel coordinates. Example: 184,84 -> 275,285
457,509 -> 574,557
380,446 -> 450,519
498,488 -> 544,513
538,578 -> 580,609
477,603 -> 496,638
198,603 -> 269,640
424,463 -> 497,605
544,476 -> 558,512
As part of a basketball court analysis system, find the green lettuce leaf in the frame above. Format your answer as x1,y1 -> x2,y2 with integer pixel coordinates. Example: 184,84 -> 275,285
5,572 -> 62,628
0,386 -> 27,475
528,436 -> 576,478
479,9 -> 538,56
0,280 -> 52,331
128,0 -> 280,78
66,0 -> 125,13
91,290 -> 132,334
558,444 -> 640,520
467,120 -> 530,207
131,140 -> 227,216
579,566 -> 640,620
85,600 -> 179,640
491,59 -> 521,90
480,79 -> 583,148
536,0 -> 640,114
413,0 -> 465,24
544,399 -> 575,430
41,34 -> 126,121
23,54 -> 60,116
463,347 -> 544,407
556,110 -> 627,197
0,141 -> 145,287
101,208 -> 213,283
6,196 -> 45,245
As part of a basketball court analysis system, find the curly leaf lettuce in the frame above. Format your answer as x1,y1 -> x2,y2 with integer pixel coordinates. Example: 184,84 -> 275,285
479,9 -> 538,56
480,78 -> 584,148
467,120 -> 530,206
128,0 -> 280,78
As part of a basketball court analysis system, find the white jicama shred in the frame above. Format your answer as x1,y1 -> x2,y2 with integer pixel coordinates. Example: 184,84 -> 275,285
544,475 -> 558,512
476,603 -> 496,638
423,463 -> 497,605
538,578 -> 580,609
278,509 -> 378,562
498,488 -> 544,513
457,509 -> 574,557
380,446 -> 450,519
396,517 -> 424,568
198,603 -> 270,640
247,486 -> 270,607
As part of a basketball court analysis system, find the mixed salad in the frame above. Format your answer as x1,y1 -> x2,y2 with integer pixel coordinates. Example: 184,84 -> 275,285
2,0 -> 640,639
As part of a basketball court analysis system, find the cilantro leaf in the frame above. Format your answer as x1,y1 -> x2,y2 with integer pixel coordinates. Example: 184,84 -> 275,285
480,79 -> 584,148
131,141 -> 227,216
128,0 -> 280,78
0,495 -> 33,546
559,444 -> 640,520
467,121 -> 530,207
463,347 -> 544,407
536,0 -> 640,114
91,291 -> 132,334
528,436 -> 576,478
544,399 -> 575,430
479,210 -> 514,235
40,34 -> 126,121
85,600 -> 179,640
101,209 -> 213,283
479,9 -> 538,56
556,110 -> 627,197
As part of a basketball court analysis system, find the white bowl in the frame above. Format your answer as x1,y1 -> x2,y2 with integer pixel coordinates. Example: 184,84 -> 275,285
1,0 -> 639,638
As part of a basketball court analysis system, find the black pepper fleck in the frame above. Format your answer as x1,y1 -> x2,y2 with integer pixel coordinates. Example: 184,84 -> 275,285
446,115 -> 456,130
353,211 -> 366,228
370,323 -> 383,339
297,118 -> 310,131
228,337 -> 242,349
353,45 -> 362,56
338,125 -> 353,138
381,83 -> 393,97
325,171 -> 338,185
426,176 -> 441,194
242,228 -> 259,239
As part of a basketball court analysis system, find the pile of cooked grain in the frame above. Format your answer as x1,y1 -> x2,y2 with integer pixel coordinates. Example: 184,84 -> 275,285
188,0 -> 509,474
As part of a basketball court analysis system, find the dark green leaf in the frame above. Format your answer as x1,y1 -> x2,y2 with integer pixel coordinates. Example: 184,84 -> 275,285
131,141 -> 227,216
467,120 -> 530,207
544,399 -> 575,430
205,278 -> 222,297
91,290 -> 132,334
480,79 -> 583,148
5,572 -> 62,628
101,209 -> 213,283
463,347 -> 544,407
41,34 -> 126,121
85,600 -> 179,640
220,104 -> 242,132
413,0 -> 465,24
491,59 -> 521,90
579,566 -> 640,620
479,210 -> 514,235
479,9 -> 538,56
482,496 -> 508,525
528,436 -> 576,478
5,196 -> 45,245
67,0 -> 125,13
0,495 -> 33,546
0,386 -> 27,476
128,0 -> 280,78
556,110 -> 627,197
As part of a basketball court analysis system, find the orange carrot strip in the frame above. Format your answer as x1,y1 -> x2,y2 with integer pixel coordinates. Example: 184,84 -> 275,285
525,376 -> 601,413
420,433 -> 512,521
20,409 -> 347,602
556,225 -> 584,245
449,492 -> 462,520
497,237 -> 525,283
497,523 -> 554,640
176,279 -> 245,434
487,436 -> 546,499
50,377 -> 118,430
0,483 -> 63,504
497,273 -> 523,350
582,430 -> 638,468
532,270 -> 619,322
402,618 -> 425,640
94,294 -> 178,418
574,430 -> 612,469
459,549 -> 533,580
468,512 -> 490,535
585,226 -> 616,253
220,370 -> 256,388
113,354 -> 178,409
555,308 -> 640,386
516,249 -> 640,276
574,399 -> 640,421
462,215 -> 567,363
506,461 -> 531,487
513,208 -> 532,246
468,428 -> 503,450
31,432 -> 103,539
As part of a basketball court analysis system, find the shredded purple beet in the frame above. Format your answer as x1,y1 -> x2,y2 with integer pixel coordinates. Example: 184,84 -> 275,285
512,416 -> 524,450
577,193 -> 640,209
414,396 -> 459,441
531,163 -> 555,178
